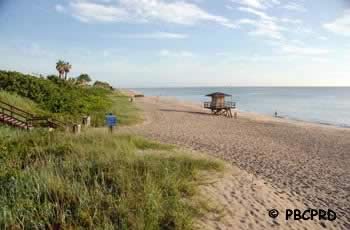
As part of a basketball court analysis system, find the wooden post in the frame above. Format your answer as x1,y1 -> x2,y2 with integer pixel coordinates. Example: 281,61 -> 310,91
82,116 -> 91,127
234,112 -> 238,119
26,118 -> 32,131
82,116 -> 87,126
86,116 -> 91,127
228,109 -> 233,118
77,124 -> 81,134
73,124 -> 81,134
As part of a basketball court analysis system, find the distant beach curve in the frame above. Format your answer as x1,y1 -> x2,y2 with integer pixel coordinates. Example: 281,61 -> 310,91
132,87 -> 350,128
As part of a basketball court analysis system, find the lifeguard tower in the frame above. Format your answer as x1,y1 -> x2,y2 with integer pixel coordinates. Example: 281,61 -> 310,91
204,92 -> 236,118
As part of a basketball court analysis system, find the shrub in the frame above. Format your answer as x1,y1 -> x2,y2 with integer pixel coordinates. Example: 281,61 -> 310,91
77,74 -> 92,84
93,81 -> 113,90
0,70 -> 124,125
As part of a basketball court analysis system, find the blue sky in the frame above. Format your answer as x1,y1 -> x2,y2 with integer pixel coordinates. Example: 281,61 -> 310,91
0,0 -> 350,87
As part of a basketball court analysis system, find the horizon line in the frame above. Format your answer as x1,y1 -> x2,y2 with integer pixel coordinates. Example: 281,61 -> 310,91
125,86 -> 350,89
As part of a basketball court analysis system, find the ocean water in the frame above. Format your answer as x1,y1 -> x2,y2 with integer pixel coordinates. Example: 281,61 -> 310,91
132,87 -> 350,127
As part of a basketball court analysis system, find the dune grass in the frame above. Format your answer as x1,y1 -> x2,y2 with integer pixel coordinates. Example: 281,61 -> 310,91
0,128 -> 222,229
104,93 -> 142,126
72,92 -> 142,127
0,90 -> 46,115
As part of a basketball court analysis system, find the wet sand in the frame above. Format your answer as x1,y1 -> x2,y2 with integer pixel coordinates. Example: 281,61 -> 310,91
123,95 -> 350,229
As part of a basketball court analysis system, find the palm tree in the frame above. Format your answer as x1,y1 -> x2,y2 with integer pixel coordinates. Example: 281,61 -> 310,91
56,60 -> 65,79
63,62 -> 72,80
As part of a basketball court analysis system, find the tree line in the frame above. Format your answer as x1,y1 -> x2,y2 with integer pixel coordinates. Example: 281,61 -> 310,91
55,60 -> 112,89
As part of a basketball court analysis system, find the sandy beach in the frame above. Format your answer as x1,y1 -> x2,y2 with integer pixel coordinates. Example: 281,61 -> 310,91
122,94 -> 350,229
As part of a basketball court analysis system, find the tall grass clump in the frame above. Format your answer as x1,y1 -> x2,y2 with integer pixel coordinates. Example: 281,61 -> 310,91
0,129 -> 222,229
0,90 -> 46,115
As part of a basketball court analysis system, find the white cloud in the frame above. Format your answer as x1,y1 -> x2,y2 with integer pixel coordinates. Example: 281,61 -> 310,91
237,7 -> 284,40
70,2 -> 129,22
61,0 -> 236,28
159,49 -> 194,57
222,54 -> 289,62
238,7 -> 274,20
282,2 -> 306,12
231,0 -> 280,9
242,19 -> 284,40
13,42 -> 54,58
318,36 -> 328,41
113,32 -> 188,39
281,45 -> 330,55
120,0 -> 235,27
324,10 -> 350,36
233,4 -> 307,41
103,50 -> 110,57
55,4 -> 66,13
280,18 -> 302,25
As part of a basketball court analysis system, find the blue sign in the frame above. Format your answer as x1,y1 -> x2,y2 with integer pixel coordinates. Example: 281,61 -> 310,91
106,115 -> 117,127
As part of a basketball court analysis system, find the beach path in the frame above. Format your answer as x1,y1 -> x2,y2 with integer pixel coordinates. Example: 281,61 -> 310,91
123,96 -> 350,230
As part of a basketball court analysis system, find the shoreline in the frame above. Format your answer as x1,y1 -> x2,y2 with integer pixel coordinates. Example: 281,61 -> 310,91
121,88 -> 350,130
125,90 -> 350,132
171,96 -> 350,131
120,87 -> 350,129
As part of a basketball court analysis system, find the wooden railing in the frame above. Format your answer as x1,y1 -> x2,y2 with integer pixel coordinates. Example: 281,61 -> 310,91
28,116 -> 67,129
0,100 -> 32,129
204,101 -> 236,109
0,100 -> 34,118
0,100 -> 67,130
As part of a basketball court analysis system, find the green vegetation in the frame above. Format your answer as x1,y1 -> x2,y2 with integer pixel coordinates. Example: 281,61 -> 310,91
0,69 -> 222,229
108,93 -> 140,126
0,70 -> 140,126
0,129 -> 222,229
93,80 -> 113,90
77,74 -> 92,84
0,91 -> 45,115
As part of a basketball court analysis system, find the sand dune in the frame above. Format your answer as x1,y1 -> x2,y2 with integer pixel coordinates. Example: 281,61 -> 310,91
123,96 -> 349,229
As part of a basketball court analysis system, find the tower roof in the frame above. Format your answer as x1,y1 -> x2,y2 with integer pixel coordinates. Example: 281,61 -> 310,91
205,92 -> 232,97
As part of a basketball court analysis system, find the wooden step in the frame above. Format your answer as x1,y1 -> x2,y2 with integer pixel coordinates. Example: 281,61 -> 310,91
0,112 -> 29,129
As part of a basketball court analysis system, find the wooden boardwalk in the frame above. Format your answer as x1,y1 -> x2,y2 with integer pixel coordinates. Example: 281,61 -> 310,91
0,100 -> 66,130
